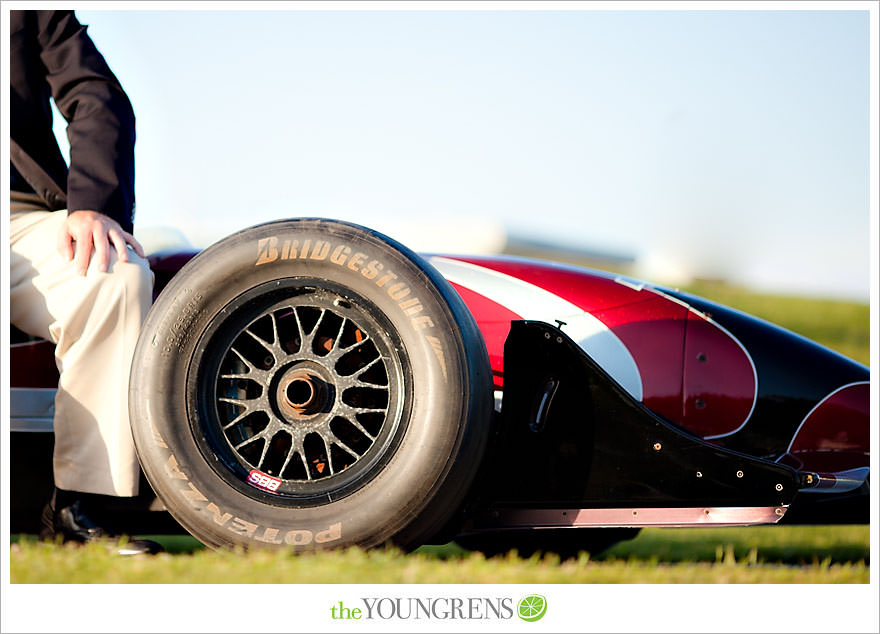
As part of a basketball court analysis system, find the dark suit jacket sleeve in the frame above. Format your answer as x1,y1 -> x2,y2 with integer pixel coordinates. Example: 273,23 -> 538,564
36,11 -> 136,231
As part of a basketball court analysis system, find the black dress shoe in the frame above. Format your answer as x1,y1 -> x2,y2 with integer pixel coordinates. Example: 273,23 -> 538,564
40,489 -> 164,556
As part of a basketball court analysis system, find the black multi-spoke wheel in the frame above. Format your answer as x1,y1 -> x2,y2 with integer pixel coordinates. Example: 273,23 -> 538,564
130,219 -> 492,551
193,282 -> 409,503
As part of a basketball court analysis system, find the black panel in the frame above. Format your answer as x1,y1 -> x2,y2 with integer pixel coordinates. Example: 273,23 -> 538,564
474,321 -> 799,512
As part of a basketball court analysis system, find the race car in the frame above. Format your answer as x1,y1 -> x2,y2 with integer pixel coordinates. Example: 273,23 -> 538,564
9,219 -> 870,556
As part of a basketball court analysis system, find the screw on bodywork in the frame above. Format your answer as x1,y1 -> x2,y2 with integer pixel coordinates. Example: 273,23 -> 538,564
736,470 -> 744,478
696,471 -> 703,478
653,442 -> 662,451
775,483 -> 784,491
775,508 -> 784,516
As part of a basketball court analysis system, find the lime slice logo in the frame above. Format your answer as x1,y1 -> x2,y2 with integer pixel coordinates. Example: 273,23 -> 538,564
517,594 -> 547,622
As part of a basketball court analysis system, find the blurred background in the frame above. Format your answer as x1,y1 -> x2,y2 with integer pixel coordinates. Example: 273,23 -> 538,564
55,8 -> 871,301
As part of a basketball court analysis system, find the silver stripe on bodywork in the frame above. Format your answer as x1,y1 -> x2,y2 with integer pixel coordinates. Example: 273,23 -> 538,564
430,256 -> 644,401
10,387 -> 56,432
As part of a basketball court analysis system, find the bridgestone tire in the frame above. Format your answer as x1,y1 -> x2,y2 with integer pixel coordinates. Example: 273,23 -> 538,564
129,219 -> 493,551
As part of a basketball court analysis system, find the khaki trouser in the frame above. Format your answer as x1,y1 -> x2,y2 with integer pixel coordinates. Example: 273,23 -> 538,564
10,209 -> 153,497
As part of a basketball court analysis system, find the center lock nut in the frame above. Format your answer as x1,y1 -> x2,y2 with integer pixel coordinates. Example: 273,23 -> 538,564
275,363 -> 335,422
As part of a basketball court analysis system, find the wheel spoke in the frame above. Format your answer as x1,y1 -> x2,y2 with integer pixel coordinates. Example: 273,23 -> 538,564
357,355 -> 383,372
233,433 -> 262,452
291,307 -> 307,347
342,329 -> 371,349
233,421 -> 277,461
298,452 -> 312,481
219,396 -> 252,408
326,317 -> 346,353
302,309 -> 327,350
328,434 -> 360,461
277,441 -> 298,478
244,326 -> 274,354
333,337 -> 371,358
268,311 -> 281,352
335,405 -> 380,440
338,402 -> 387,417
220,371 -> 252,380
291,438 -> 312,481
227,347 -> 265,376
318,436 -> 336,476
255,429 -> 274,469
244,316 -> 287,362
353,355 -> 386,382
221,408 -> 252,431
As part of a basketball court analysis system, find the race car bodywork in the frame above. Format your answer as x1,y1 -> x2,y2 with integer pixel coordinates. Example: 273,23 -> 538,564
427,254 -> 868,540
9,219 -> 870,551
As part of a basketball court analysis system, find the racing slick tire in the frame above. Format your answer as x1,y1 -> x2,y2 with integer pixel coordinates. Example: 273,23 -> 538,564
129,218 -> 493,551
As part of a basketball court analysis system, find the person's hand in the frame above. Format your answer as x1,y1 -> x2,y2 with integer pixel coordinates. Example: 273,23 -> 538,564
57,210 -> 146,276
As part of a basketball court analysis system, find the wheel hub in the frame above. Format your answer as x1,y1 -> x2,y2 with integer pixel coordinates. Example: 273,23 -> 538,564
275,362 -> 335,423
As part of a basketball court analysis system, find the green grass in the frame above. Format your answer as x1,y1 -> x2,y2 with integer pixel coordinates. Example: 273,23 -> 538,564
10,525 -> 869,584
595,525 -> 870,566
679,280 -> 870,365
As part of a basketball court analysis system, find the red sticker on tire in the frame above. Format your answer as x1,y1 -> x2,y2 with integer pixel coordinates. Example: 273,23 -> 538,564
247,469 -> 282,492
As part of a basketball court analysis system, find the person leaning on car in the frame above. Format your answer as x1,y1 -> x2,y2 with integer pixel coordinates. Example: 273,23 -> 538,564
9,9 -> 161,555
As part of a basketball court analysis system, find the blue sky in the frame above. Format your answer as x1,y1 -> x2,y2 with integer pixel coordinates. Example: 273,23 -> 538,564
51,7 -> 872,300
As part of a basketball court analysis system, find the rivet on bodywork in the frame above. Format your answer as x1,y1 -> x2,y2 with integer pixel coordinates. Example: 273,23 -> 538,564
696,471 -> 703,478
736,470 -> 744,478
775,483 -> 783,491
775,508 -> 784,516
653,442 -> 662,451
